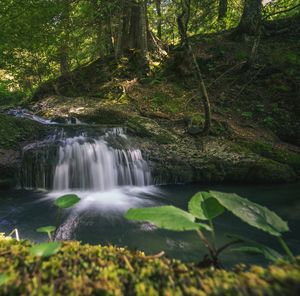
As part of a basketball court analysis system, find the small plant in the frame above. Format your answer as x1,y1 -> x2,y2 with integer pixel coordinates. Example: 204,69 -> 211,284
125,191 -> 295,268
30,194 -> 80,259
30,242 -> 61,258
36,194 -> 80,242
36,226 -> 56,241
241,111 -> 253,120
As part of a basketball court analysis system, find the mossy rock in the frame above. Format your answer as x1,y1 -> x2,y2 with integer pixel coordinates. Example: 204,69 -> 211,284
1,240 -> 300,295
81,108 -> 130,125
246,158 -> 298,184
127,116 -> 175,144
0,114 -> 48,149
235,140 -> 300,176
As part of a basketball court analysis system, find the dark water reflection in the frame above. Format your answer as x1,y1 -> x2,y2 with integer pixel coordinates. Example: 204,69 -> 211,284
1,183 -> 299,267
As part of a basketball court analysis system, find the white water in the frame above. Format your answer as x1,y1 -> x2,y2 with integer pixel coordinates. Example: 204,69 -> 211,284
52,131 -> 151,191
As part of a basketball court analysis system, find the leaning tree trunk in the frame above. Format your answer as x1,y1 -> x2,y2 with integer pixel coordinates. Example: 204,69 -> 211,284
234,0 -> 262,37
177,0 -> 211,135
116,0 -> 149,70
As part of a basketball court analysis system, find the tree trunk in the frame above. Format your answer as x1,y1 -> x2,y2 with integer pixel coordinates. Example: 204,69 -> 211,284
58,0 -> 71,76
155,0 -> 162,39
234,0 -> 262,37
177,0 -> 191,44
116,0 -> 148,69
92,0 -> 114,57
59,47 -> 69,76
177,0 -> 211,135
218,0 -> 227,20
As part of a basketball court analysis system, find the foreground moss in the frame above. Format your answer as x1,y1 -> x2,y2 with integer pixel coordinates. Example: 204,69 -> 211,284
0,240 -> 300,296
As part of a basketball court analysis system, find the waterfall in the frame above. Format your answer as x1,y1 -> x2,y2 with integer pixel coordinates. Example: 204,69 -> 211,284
21,128 -> 152,190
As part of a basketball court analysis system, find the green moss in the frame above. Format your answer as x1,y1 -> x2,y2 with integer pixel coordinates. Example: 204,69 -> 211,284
149,91 -> 183,114
1,240 -> 300,295
82,108 -> 130,125
127,116 -> 175,144
0,114 -> 47,149
237,140 -> 300,175
247,158 -> 297,183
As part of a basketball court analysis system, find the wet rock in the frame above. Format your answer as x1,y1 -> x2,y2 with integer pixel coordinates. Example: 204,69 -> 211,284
0,149 -> 20,189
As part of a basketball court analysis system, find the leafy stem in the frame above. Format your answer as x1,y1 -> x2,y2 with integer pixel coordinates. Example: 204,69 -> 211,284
209,219 -> 216,248
196,229 -> 216,258
277,236 -> 295,263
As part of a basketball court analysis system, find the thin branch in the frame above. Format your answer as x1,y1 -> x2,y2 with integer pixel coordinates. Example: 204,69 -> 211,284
142,251 -> 165,259
207,61 -> 247,89
122,255 -> 134,272
234,66 -> 265,100
263,4 -> 300,20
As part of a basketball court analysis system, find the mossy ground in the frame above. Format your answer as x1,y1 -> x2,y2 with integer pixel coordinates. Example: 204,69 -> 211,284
0,239 -> 300,296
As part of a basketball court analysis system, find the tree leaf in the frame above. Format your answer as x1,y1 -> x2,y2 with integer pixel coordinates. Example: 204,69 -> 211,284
226,234 -> 282,262
0,274 -> 9,286
54,194 -> 80,209
125,206 -> 211,231
209,191 -> 289,236
30,242 -> 61,257
230,246 -> 281,262
36,226 -> 56,233
188,192 -> 224,220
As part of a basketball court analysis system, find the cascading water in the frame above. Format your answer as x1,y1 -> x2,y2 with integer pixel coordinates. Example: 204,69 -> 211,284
20,126 -> 155,241
53,136 -> 151,191
21,128 -> 152,191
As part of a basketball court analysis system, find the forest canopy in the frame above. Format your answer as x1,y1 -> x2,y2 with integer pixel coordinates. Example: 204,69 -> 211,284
0,0 -> 299,93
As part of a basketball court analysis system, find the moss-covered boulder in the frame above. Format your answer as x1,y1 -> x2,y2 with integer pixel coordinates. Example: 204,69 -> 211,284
0,115 -> 49,189
0,239 -> 300,295
0,114 -> 47,149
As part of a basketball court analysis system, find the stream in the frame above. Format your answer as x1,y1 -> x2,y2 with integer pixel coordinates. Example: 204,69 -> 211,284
1,111 -> 300,266
1,183 -> 300,267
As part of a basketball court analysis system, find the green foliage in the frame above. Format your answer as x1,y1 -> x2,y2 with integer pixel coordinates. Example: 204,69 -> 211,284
126,190 -> 293,266
209,191 -> 289,237
188,192 -> 224,220
29,242 -> 61,258
227,234 -> 282,262
36,226 -> 56,233
0,82 -> 25,108
0,274 -> 9,286
36,226 -> 56,241
54,194 -> 80,209
35,194 -> 81,242
125,206 -> 211,231
241,111 -> 253,120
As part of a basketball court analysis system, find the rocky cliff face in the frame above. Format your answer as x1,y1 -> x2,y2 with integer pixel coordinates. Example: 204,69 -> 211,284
1,105 -> 299,190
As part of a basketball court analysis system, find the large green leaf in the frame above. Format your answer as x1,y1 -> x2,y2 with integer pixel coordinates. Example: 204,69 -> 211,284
188,192 -> 224,220
36,226 -> 56,234
30,242 -> 61,257
125,206 -> 211,231
54,194 -> 80,209
209,191 -> 289,236
226,234 -> 282,262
